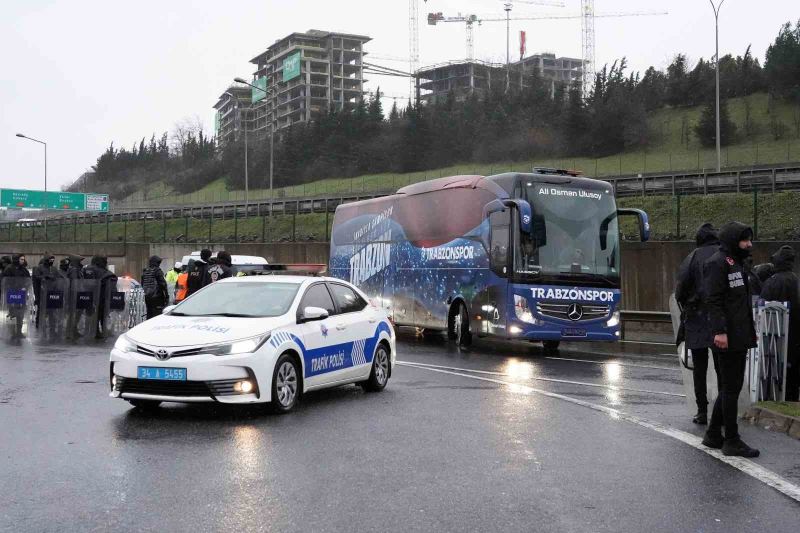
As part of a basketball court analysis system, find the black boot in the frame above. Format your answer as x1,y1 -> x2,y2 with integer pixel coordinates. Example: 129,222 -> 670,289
702,430 -> 723,449
722,438 -> 760,458
692,411 -> 708,425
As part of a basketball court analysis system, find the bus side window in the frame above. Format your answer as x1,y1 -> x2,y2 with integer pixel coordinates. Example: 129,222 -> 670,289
489,210 -> 510,277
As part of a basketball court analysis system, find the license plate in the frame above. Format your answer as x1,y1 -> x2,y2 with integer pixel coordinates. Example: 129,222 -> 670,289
137,367 -> 187,381
561,328 -> 587,337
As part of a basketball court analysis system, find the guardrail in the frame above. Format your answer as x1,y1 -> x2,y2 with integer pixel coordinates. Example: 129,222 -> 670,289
6,162 -> 800,242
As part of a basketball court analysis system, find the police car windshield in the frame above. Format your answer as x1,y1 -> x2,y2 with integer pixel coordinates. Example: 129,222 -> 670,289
173,282 -> 301,317
516,183 -> 619,281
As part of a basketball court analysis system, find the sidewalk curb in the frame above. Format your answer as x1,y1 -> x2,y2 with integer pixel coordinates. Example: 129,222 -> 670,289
742,405 -> 800,441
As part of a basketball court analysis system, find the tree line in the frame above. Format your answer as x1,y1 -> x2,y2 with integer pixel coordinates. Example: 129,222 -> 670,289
71,19 -> 800,198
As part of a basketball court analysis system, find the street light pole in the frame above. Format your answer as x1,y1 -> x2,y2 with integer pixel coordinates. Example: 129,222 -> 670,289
505,2 -> 512,92
234,77 -> 272,201
710,0 -> 725,173
15,133 -> 47,193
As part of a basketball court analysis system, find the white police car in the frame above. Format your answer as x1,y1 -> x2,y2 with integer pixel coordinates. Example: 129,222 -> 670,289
109,276 -> 395,413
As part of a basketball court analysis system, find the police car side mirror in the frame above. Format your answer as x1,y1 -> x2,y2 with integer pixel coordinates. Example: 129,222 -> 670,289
162,305 -> 176,315
299,306 -> 328,323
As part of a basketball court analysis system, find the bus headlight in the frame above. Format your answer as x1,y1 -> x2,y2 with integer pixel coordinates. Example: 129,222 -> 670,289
514,295 -> 540,325
606,311 -> 620,328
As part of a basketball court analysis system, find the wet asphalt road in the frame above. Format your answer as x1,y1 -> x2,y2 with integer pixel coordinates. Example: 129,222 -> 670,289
1,332 -> 799,532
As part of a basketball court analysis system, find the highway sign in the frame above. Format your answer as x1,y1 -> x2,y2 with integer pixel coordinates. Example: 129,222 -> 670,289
0,189 -> 109,212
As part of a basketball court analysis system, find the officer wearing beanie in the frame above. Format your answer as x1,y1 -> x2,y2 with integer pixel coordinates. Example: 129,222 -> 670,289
702,221 -> 759,457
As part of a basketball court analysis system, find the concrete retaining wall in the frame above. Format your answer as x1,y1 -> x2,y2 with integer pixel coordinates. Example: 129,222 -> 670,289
2,240 -> 795,312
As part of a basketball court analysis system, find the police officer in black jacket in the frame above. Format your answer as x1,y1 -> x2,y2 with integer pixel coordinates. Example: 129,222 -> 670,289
702,221 -> 759,457
761,245 -> 800,401
186,248 -> 212,296
32,254 -> 56,328
141,255 -> 169,319
4,254 -> 31,339
675,223 -> 719,425
83,256 -> 118,339
206,250 -> 233,283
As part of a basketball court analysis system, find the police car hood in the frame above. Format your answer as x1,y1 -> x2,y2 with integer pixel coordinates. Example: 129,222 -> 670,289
126,314 -> 283,347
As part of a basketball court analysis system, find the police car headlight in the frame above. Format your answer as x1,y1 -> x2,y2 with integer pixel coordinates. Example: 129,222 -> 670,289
208,334 -> 270,356
606,311 -> 620,328
114,335 -> 137,353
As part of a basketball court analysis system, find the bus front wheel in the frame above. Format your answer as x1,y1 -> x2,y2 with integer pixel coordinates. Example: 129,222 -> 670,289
448,302 -> 472,347
543,340 -> 560,353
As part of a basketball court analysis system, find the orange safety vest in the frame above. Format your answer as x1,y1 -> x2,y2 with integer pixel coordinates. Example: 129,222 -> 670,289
174,272 -> 189,302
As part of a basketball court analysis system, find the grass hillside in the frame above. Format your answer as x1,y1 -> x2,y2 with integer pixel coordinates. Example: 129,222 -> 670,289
117,93 -> 800,208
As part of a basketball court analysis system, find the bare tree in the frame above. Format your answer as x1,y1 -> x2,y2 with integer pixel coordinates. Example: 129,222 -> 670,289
170,116 -> 205,156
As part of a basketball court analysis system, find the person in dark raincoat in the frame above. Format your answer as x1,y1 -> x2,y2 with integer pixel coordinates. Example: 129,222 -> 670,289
141,255 -> 168,319
702,221 -> 759,458
760,245 -> 800,401
675,223 -> 719,425
83,256 -> 118,339
3,254 -> 31,339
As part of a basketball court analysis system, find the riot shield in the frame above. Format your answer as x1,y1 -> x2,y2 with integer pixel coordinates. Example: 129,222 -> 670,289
1,277 -> 34,342
670,293 -> 719,414
66,279 -> 101,341
102,277 -> 130,339
35,277 -> 69,343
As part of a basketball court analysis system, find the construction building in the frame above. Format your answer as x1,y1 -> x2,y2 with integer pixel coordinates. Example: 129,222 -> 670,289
418,53 -> 584,104
213,84 -> 252,146
247,29 -> 371,137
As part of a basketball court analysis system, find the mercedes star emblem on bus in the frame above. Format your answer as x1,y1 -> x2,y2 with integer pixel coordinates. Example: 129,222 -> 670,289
567,304 -> 583,321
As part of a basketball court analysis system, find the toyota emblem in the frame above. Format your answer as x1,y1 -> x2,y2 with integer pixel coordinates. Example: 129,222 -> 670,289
155,349 -> 170,361
567,303 -> 583,321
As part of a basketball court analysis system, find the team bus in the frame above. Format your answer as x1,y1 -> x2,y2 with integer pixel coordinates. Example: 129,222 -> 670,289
328,170 -> 649,349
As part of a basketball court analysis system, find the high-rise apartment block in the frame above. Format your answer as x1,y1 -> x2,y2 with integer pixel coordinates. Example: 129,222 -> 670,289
249,29 -> 371,137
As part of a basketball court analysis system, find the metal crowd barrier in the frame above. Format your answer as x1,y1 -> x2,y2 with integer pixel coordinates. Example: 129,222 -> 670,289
749,301 -> 790,403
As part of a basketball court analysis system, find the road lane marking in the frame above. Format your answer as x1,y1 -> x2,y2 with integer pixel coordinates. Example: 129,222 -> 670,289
399,360 -> 685,398
618,340 -> 675,346
398,362 -> 800,504
545,356 -> 679,372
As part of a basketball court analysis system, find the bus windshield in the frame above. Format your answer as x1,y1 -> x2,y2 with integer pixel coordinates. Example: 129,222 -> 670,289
515,182 -> 620,283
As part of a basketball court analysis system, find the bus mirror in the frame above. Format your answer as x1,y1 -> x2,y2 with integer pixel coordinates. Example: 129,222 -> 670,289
516,200 -> 533,235
617,208 -> 650,242
482,199 -> 507,220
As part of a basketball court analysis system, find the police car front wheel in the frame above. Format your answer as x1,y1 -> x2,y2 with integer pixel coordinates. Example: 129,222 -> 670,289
360,343 -> 390,392
271,354 -> 300,413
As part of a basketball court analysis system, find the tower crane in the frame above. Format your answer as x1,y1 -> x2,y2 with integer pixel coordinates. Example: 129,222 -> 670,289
427,10 -> 667,79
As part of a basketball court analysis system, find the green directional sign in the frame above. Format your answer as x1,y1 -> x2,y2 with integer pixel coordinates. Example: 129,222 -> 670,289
0,189 -> 109,212
283,51 -> 301,82
1,189 -> 46,208
252,77 -> 267,103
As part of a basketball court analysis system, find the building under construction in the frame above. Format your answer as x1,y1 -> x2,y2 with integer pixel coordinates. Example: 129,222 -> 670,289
248,29 -> 371,137
418,53 -> 585,104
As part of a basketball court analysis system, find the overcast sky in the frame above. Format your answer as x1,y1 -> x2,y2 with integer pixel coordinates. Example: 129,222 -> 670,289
1,0 -> 797,193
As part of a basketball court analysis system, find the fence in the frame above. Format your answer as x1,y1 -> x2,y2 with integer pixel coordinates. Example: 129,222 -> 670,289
111,140 -> 800,209
0,212 -> 333,245
617,190 -> 800,241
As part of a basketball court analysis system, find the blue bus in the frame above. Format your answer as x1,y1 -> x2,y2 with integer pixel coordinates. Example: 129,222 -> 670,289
328,170 -> 649,349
